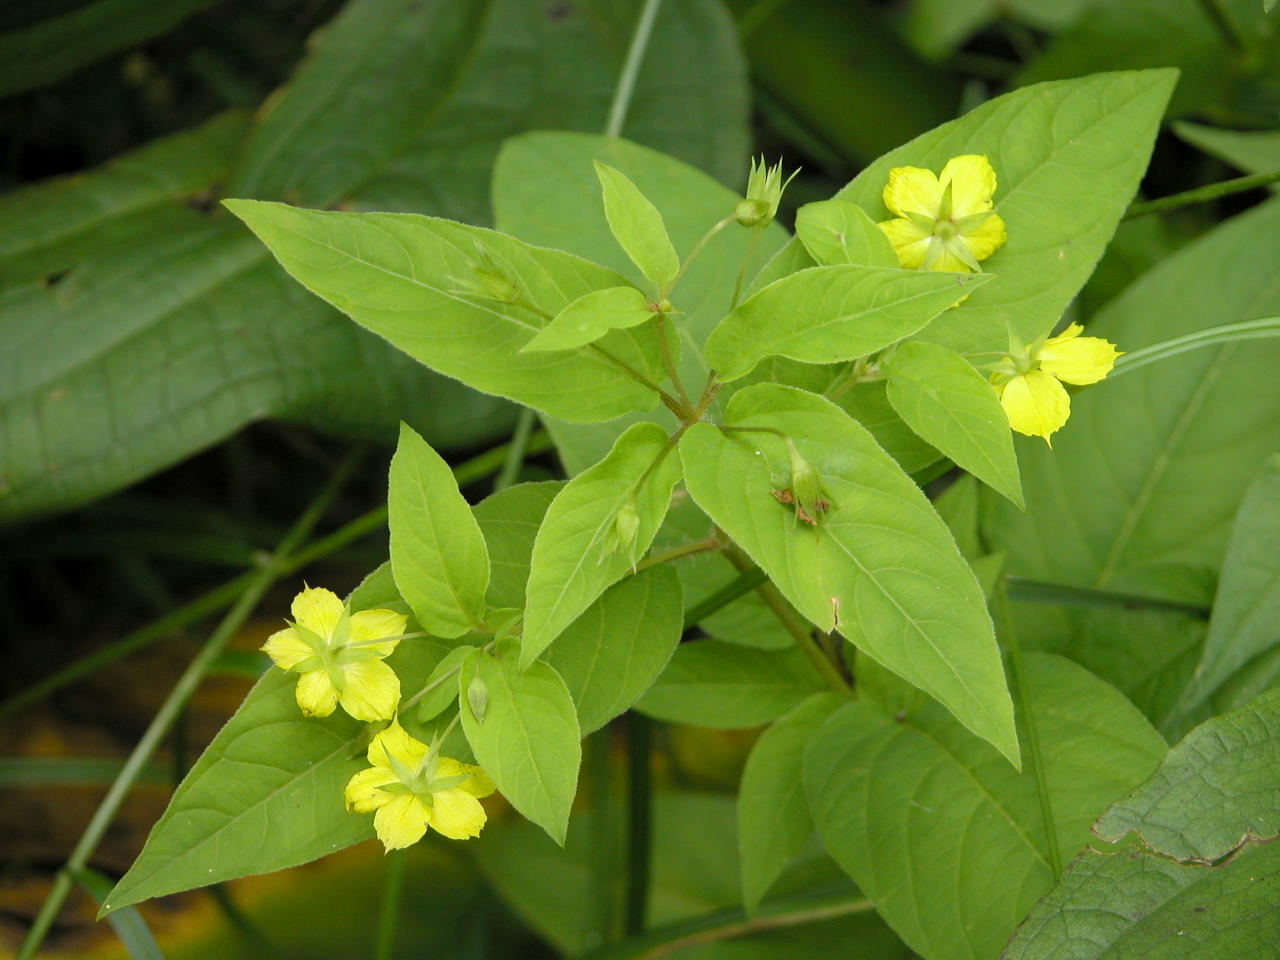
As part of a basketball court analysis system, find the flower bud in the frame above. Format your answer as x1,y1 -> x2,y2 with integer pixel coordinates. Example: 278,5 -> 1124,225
453,242 -> 521,303
786,440 -> 830,525
735,157 -> 797,228
467,675 -> 489,725
605,499 -> 641,559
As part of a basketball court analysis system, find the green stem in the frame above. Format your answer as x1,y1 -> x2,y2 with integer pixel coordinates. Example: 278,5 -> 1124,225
654,314 -> 694,412
17,452 -> 359,960
1193,0 -> 1249,52
373,851 -> 406,960
634,537 -> 721,573
400,663 -> 463,713
729,226 -> 763,311
496,408 -> 538,491
666,214 -> 737,296
1124,168 -> 1280,220
681,567 -> 768,628
624,712 -> 652,936
590,343 -> 690,419
1005,576 -> 1209,618
604,0 -> 664,138
996,579 -> 1062,879
1,433 -> 550,719
1108,316 -> 1280,378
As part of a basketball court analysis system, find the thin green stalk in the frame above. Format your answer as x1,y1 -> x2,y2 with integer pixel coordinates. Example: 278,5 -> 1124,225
2,433 -> 550,719
605,0 -> 664,138
1193,0 -> 1249,52
729,226 -> 762,311
996,579 -> 1061,879
373,851 -> 406,960
495,408 -> 538,491
624,713 -> 653,937
666,214 -> 737,295
1108,316 -> 1280,378
16,453 -> 359,960
681,567 -> 768,628
634,537 -> 721,573
1005,576 -> 1209,618
654,314 -> 694,412
1124,168 -> 1280,219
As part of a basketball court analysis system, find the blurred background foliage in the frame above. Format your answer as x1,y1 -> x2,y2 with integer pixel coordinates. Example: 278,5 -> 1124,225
1,0 -> 1278,957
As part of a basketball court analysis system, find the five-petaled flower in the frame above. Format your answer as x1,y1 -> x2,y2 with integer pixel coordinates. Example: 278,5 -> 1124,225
990,323 -> 1122,443
263,586 -> 406,722
877,155 -> 1006,273
345,721 -> 496,850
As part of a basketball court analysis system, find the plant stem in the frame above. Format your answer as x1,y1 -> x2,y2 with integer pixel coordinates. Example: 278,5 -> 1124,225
681,567 -> 768,629
666,214 -> 737,295
1005,576 -> 1209,618
590,343 -> 690,419
624,712 -> 652,936
729,226 -> 763,311
400,663 -> 463,713
634,536 -> 721,573
17,452 -> 359,960
373,851 -> 406,960
654,314 -> 694,412
1108,316 -> 1280,379
1124,167 -> 1280,220
995,579 -> 1062,879
605,0 -> 664,137
1194,0 -> 1248,52
496,408 -> 538,491
1,433 -> 551,719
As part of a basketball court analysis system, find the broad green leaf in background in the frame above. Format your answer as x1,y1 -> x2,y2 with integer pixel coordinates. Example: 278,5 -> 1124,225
636,641 -> 828,728
472,480 -> 563,610
458,642 -> 581,845
1095,688 -> 1280,861
903,0 -> 1096,59
680,383 -> 1017,763
1002,842 -> 1280,960
544,565 -> 683,734
739,693 -> 846,913
225,200 -> 665,424
594,162 -> 681,294
805,654 -> 1167,960
389,423 -> 489,638
793,200 -> 900,269
523,286 -> 655,353
1173,457 -> 1280,719
522,422 -> 682,665
834,380 -> 943,476
883,341 -> 1023,507
1176,122 -> 1280,181
704,266 -> 988,381
770,70 -> 1177,358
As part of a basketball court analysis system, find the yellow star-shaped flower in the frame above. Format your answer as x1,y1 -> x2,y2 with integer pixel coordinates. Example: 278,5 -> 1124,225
877,155 -> 1007,273
992,323 -> 1122,443
344,721 -> 496,850
262,586 -> 407,722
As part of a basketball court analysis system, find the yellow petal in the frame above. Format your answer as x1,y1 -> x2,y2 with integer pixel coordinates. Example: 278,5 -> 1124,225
1039,326 -> 1121,385
998,370 -> 1071,442
940,155 -> 997,217
929,246 -> 975,274
344,765 -> 397,813
347,608 -> 408,658
373,794 -> 430,851
291,586 -> 344,640
427,788 -> 488,840
878,218 -> 933,269
295,669 -> 339,717
367,720 -> 429,770
436,757 -> 496,798
262,627 -> 313,670
959,211 -> 1006,263
338,659 -> 401,722
883,166 -> 942,219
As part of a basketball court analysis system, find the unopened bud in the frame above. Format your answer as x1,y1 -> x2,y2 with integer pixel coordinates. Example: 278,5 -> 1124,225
605,500 -> 641,559
467,675 -> 489,725
454,242 -> 522,303
786,440 -> 830,525
735,157 -> 797,228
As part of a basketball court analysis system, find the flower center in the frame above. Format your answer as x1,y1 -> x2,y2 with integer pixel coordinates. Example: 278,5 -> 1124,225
934,218 -> 959,243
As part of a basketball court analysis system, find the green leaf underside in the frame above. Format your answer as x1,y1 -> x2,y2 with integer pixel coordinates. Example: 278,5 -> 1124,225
794,199 -> 900,268
884,341 -> 1022,507
522,422 -> 682,665
636,641 -> 829,728
739,693 -> 847,911
389,423 -> 489,637
459,642 -> 581,845
680,383 -> 1017,763
805,653 -> 1166,960
705,264 -> 989,382
224,200 -> 665,424
523,285 -> 655,352
594,161 -> 681,293
1095,687 -> 1280,862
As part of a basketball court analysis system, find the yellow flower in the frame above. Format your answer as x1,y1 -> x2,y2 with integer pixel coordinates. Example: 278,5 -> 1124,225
877,155 -> 1007,272
991,323 -> 1122,443
344,721 -> 496,850
262,586 -> 407,722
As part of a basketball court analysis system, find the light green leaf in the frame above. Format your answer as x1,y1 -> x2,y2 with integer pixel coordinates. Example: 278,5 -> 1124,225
523,286 -> 655,353
884,341 -> 1023,507
739,693 -> 846,912
594,161 -> 681,294
523,422 -> 682,665
1096,687 -> 1280,862
545,565 -> 683,734
705,265 -> 989,382
458,642 -> 581,845
805,654 -> 1167,960
793,200 -> 900,268
415,645 -> 474,723
1002,842 -> 1280,960
680,383 -> 1017,763
388,423 -> 489,638
225,199 -> 665,424
636,641 -> 828,728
